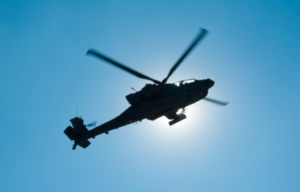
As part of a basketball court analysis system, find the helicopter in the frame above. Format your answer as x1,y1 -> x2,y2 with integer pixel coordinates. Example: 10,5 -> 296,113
64,28 -> 228,150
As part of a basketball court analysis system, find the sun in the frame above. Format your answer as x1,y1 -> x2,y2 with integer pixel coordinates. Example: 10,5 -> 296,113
150,104 -> 208,142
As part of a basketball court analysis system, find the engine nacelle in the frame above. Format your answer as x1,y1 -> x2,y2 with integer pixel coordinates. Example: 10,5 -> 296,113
126,91 -> 143,105
126,84 -> 160,105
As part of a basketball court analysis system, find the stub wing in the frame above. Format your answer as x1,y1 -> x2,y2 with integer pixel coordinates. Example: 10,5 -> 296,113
165,111 -> 179,120
165,111 -> 187,126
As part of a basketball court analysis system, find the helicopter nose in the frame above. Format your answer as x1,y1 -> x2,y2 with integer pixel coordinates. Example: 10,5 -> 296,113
207,79 -> 214,88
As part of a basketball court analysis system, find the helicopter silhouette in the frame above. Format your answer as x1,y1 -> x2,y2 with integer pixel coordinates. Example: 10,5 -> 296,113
64,28 -> 228,150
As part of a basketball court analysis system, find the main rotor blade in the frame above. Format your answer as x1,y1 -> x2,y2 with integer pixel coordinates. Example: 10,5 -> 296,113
203,97 -> 229,106
162,28 -> 208,84
87,49 -> 161,84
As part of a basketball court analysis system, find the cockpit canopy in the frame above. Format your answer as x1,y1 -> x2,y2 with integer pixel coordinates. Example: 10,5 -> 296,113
173,79 -> 195,87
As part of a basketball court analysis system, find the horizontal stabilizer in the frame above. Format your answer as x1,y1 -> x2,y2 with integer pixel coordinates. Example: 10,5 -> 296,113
64,117 -> 92,150
64,126 -> 77,141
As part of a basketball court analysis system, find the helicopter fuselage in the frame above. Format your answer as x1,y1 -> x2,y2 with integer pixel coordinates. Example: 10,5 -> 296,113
63,28 -> 228,150
84,78 -> 214,140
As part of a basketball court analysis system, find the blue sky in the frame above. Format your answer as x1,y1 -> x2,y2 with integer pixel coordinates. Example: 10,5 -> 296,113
0,0 -> 299,191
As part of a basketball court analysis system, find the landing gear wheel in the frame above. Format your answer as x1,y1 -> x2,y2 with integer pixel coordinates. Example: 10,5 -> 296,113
72,143 -> 77,150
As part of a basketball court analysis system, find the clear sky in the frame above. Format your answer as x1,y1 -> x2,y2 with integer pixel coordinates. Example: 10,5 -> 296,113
0,0 -> 299,191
